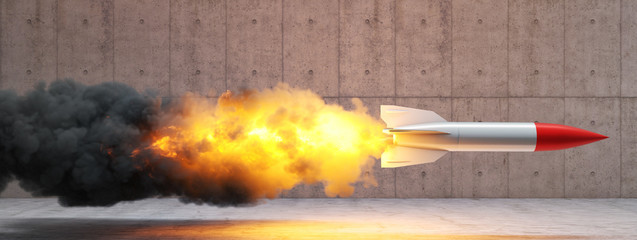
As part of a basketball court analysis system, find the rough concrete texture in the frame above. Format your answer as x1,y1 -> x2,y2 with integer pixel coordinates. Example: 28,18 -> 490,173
0,0 -> 57,94
170,0 -> 226,97
227,0 -> 282,92
114,0 -> 170,96
508,0 -> 564,97
0,0 -> 634,199
395,0 -> 451,97
283,0 -> 339,97
564,0 -> 621,97
2,198 -> 637,239
622,0 -> 637,97
621,98 -> 637,197
452,0 -> 507,97
58,0 -> 114,86
339,0 -> 395,97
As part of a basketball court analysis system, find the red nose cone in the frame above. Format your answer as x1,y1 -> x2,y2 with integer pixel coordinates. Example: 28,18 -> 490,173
534,123 -> 608,151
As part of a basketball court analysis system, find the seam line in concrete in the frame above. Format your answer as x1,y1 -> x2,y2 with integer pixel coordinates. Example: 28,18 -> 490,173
563,0 -> 567,198
0,0 -> 2,88
56,0 -> 59,81
450,0 -> 454,99
225,0 -> 228,91
166,96 -> 635,100
619,0 -> 623,197
168,0 -> 171,97
449,0 -> 454,197
113,0 -> 116,83
0,1 -> 2,88
506,0 -> 510,198
281,0 -> 284,84
393,0 -> 397,100
337,0 -> 340,98
393,0 -> 397,199
335,96 -> 628,99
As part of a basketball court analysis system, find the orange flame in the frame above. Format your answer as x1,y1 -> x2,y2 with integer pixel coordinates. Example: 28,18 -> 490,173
145,84 -> 387,200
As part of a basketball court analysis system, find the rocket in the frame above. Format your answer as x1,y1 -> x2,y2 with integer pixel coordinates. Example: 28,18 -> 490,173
380,105 -> 608,168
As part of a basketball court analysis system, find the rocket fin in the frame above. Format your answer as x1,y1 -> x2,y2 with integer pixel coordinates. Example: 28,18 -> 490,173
381,146 -> 448,168
384,129 -> 449,135
381,105 -> 447,128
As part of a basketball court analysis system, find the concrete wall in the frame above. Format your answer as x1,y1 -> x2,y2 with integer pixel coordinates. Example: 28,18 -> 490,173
0,0 -> 635,198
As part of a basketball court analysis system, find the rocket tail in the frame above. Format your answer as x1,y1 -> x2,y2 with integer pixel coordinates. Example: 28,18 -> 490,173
380,105 -> 447,128
381,146 -> 448,168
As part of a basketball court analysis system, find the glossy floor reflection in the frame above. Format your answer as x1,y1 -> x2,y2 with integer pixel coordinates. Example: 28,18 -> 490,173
1,198 -> 636,239
2,219 -> 589,240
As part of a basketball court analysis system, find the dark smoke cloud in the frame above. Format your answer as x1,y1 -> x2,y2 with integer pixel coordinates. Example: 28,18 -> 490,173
0,79 -> 253,206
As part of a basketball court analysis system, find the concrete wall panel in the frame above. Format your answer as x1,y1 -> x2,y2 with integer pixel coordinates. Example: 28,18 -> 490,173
170,0 -> 226,97
340,97 -> 395,197
451,98 -> 509,197
394,98 -> 452,198
227,0 -> 282,92
395,0 -> 451,97
0,0 -> 634,199
339,0 -> 395,97
621,98 -> 637,197
508,98 -> 565,198
622,0 -> 637,97
283,0 -> 338,97
58,0 -> 114,85
451,0 -> 507,97
565,98 -> 620,197
114,0 -> 170,96
565,0 -> 620,97
508,0 -> 564,97
0,0 -> 57,93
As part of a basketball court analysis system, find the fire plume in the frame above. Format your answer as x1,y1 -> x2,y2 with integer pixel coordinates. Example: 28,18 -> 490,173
144,84 -> 387,202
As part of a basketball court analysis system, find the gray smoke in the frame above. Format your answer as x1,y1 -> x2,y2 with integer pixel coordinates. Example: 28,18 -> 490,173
0,79 -> 253,206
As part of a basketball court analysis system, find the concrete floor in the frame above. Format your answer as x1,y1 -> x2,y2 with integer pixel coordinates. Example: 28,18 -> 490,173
1,198 -> 636,239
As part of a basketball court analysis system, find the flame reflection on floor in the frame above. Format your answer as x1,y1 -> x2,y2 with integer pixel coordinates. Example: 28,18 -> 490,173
4,219 -> 586,240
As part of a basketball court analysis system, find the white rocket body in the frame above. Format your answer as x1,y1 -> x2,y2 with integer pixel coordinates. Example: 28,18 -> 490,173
380,105 -> 607,168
